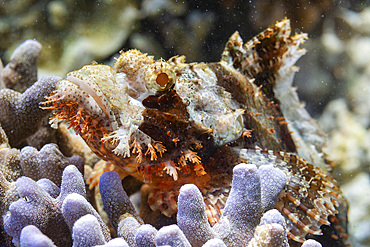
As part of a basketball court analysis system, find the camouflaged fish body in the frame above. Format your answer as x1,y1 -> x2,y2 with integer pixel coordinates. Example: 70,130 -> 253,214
41,19 -> 347,244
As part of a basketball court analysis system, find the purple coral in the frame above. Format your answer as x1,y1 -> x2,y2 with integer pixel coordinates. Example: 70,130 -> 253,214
1,40 -> 41,92
302,239 -> 322,247
213,163 -> 262,245
259,209 -> 287,227
57,164 -> 86,203
257,164 -> 287,212
155,225 -> 192,247
0,75 -> 61,147
95,163 -> 305,247
174,163 -> 292,247
3,176 -> 70,246
99,170 -> 142,232
96,238 -> 130,247
20,143 -> 84,186
177,184 -> 216,246
19,225 -> 57,247
36,179 -> 60,198
117,216 -> 141,245
135,224 -> 157,247
203,239 -> 227,247
3,161 -> 323,247
3,165 -> 86,246
62,193 -> 111,242
97,164 -> 287,247
71,214 -> 106,247
71,214 -> 131,247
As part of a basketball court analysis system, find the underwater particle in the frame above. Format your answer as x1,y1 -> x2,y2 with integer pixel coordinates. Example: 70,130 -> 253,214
1,40 -> 41,92
19,225 -> 57,247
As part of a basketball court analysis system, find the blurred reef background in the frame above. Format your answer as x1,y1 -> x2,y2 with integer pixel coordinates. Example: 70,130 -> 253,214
0,0 -> 369,246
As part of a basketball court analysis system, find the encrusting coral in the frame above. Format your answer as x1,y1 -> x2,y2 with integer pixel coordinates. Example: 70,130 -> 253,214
0,124 -> 9,147
0,147 -> 21,182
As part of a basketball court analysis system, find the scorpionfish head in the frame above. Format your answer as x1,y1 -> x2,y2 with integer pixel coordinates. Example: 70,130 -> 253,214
42,49 -> 245,186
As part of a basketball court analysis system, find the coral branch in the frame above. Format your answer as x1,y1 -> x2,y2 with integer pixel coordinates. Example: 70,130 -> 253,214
177,184 -> 216,247
1,40 -> 41,92
99,171 -> 142,232
0,76 -> 61,147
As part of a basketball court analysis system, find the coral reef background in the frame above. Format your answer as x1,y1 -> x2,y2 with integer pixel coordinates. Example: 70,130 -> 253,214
0,0 -> 369,246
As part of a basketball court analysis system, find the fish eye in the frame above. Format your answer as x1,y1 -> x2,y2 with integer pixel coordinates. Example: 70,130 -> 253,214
156,72 -> 169,87
145,62 -> 176,94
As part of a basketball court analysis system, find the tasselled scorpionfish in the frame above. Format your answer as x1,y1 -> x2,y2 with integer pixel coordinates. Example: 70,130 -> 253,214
41,19 -> 349,245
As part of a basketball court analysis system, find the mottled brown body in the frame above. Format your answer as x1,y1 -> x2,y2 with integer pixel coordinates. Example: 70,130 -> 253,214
41,19 -> 348,245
